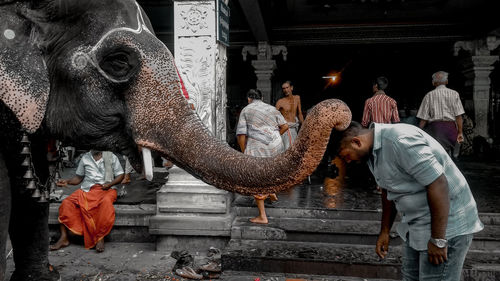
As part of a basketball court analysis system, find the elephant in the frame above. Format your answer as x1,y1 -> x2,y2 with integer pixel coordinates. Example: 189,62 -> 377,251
0,0 -> 352,280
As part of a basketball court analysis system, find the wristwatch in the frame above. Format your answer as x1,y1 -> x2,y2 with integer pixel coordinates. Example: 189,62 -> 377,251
429,237 -> 448,248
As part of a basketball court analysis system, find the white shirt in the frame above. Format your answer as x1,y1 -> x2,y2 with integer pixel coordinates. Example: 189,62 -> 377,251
75,152 -> 124,192
417,85 -> 465,122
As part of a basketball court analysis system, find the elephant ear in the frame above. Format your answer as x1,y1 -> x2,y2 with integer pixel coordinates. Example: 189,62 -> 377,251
0,4 -> 49,133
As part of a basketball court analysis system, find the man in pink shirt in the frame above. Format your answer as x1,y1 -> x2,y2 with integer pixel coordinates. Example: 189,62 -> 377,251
361,76 -> 400,194
361,77 -> 400,128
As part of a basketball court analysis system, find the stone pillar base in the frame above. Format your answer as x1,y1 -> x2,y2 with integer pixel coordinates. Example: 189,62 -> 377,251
149,166 -> 234,251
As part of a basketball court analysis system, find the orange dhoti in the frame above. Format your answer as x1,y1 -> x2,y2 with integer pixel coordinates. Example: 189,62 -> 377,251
58,184 -> 117,249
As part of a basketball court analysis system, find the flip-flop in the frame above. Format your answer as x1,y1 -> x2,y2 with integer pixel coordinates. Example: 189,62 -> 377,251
175,266 -> 203,280
200,260 -> 221,273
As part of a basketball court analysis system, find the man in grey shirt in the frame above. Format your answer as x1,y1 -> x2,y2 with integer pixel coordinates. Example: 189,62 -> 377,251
336,121 -> 482,280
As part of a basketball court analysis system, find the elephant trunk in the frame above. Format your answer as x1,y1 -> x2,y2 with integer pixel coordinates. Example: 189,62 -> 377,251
128,47 -> 351,196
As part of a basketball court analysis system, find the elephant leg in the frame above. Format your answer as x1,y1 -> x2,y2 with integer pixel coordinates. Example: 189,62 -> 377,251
0,152 -> 12,281
9,187 -> 59,280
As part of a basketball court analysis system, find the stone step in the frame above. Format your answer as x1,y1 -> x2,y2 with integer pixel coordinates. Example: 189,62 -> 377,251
48,203 -> 156,243
234,206 -> 383,221
222,239 -> 500,280
49,203 -> 156,226
221,270 -> 399,281
235,206 -> 500,225
231,217 -> 399,246
231,216 -> 500,250
222,239 -> 402,279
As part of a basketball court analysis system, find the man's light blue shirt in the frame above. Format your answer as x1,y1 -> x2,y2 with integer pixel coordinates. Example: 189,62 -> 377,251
368,123 -> 483,251
75,152 -> 124,192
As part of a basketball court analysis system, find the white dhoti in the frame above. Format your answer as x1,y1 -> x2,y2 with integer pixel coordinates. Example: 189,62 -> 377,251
282,122 -> 299,150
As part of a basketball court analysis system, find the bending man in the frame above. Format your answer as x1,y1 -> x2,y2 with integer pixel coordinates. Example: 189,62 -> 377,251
336,121 -> 482,280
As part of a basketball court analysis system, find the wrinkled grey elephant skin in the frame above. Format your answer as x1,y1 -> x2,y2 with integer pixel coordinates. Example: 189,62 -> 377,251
0,0 -> 351,280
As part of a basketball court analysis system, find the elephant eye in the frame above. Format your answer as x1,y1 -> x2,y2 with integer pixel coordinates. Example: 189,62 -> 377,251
99,49 -> 139,82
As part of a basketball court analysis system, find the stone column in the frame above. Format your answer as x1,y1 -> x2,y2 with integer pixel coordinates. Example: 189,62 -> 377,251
242,42 -> 287,104
149,0 -> 233,252
455,36 -> 500,138
174,0 -> 227,140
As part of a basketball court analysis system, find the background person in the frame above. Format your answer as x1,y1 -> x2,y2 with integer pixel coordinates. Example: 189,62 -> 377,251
361,76 -> 400,194
361,76 -> 400,127
237,89 -> 289,224
417,71 -> 465,156
276,80 -> 304,149
50,150 -> 124,252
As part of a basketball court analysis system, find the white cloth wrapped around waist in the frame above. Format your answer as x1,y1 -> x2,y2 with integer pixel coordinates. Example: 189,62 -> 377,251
247,126 -> 280,145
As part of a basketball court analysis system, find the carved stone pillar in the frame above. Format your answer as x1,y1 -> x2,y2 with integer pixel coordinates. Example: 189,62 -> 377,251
150,0 -> 232,252
242,42 -> 287,104
174,0 -> 227,140
455,36 -> 500,138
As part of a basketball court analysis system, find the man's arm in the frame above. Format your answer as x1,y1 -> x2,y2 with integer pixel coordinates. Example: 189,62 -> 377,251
419,119 -> 427,129
237,134 -> 247,153
296,96 -> 304,124
275,99 -> 282,111
57,175 -> 84,187
279,123 -> 289,135
392,101 -> 400,123
376,188 -> 398,259
455,115 -> 464,143
426,174 -> 449,265
102,174 -> 125,190
361,100 -> 371,127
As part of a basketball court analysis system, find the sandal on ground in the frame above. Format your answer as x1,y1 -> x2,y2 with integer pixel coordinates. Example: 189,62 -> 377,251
199,260 -> 221,273
175,266 -> 203,280
202,271 -> 221,279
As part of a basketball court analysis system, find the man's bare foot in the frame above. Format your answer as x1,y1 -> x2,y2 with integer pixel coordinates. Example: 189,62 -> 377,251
269,194 -> 278,201
49,238 -> 69,251
121,174 -> 131,184
96,239 -> 105,253
249,216 -> 268,224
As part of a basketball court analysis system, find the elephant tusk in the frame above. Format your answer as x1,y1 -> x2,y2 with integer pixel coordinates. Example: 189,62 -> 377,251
142,147 -> 154,181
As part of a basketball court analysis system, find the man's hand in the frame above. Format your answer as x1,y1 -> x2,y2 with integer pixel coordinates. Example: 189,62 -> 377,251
457,133 -> 464,143
427,241 -> 448,265
56,179 -> 68,187
101,183 -> 112,190
376,232 -> 390,259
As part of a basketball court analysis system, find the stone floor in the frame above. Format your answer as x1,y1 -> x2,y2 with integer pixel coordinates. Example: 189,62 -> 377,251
234,158 -> 500,213
6,242 -> 397,281
5,157 -> 499,280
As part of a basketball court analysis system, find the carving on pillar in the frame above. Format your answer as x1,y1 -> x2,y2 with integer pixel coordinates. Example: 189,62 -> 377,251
175,1 -> 217,134
215,44 -> 228,141
242,42 -> 288,61
176,37 -> 216,134
180,5 -> 209,33
242,42 -> 287,103
454,36 -> 500,56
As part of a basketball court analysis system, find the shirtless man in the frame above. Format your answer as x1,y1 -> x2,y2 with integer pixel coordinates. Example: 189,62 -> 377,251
276,81 -> 304,149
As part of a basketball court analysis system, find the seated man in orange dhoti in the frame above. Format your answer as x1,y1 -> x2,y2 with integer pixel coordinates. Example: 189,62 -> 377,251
50,150 -> 124,252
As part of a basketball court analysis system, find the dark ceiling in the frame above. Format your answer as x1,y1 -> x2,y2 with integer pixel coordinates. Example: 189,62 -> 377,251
138,0 -> 499,48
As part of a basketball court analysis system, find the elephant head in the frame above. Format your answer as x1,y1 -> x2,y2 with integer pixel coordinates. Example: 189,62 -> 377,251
1,0 -> 351,196
0,0 -> 350,279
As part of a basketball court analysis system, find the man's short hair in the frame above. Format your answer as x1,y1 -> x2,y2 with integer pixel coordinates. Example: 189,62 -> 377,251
373,76 -> 388,90
432,71 -> 448,84
282,80 -> 293,87
331,121 -> 365,153
247,89 -> 263,100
